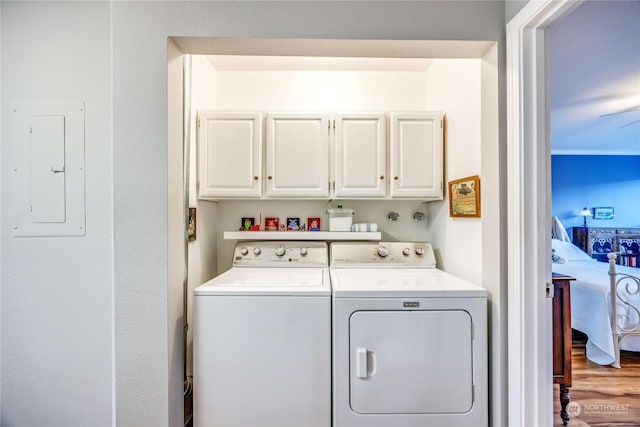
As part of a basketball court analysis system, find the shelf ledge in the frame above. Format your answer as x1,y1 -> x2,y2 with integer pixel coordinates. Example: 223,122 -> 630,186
223,231 -> 381,241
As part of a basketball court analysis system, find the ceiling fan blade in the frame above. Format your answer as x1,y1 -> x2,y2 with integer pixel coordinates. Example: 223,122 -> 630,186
619,119 -> 640,129
600,105 -> 640,118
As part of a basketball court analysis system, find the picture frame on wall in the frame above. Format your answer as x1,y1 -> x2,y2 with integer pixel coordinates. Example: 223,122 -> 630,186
188,208 -> 196,241
449,175 -> 480,218
593,207 -> 614,220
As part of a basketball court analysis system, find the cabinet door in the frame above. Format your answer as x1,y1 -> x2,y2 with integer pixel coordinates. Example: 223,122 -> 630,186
390,112 -> 444,199
334,113 -> 386,198
198,112 -> 262,198
266,113 -> 329,198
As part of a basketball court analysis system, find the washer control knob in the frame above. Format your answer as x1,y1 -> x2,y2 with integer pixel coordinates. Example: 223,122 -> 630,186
377,247 -> 389,258
275,246 -> 286,257
415,247 -> 425,256
240,247 -> 249,256
300,247 -> 308,256
402,248 -> 411,256
252,247 -> 262,256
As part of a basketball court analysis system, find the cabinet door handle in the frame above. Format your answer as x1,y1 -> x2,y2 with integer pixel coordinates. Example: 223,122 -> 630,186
380,175 -> 384,180
394,176 -> 399,180
268,176 -> 273,180
253,176 -> 259,180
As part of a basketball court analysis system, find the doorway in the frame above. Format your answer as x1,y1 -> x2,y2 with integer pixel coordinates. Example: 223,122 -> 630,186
506,1 -> 582,425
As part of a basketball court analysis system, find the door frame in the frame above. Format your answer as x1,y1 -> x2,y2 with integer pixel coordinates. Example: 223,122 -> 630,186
506,0 -> 582,425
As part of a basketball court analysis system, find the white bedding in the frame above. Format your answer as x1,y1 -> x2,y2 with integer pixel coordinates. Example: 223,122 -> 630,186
552,239 -> 640,365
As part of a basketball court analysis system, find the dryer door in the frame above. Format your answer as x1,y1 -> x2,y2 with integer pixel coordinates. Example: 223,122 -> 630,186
349,310 -> 473,414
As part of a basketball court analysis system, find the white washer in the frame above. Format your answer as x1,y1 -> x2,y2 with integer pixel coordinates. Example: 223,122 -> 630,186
193,241 -> 331,427
330,242 -> 488,427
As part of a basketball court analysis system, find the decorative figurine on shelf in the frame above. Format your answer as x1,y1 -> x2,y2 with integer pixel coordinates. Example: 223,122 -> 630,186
287,217 -> 300,231
241,217 -> 254,231
308,217 -> 320,231
265,217 -> 279,231
279,223 -> 286,231
300,223 -> 306,231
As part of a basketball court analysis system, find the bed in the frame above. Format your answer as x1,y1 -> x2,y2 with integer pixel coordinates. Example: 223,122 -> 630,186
551,237 -> 640,368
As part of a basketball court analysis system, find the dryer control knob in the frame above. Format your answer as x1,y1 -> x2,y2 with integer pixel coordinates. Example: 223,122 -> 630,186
275,246 -> 286,257
415,247 -> 425,256
402,248 -> 411,256
253,247 -> 262,256
377,247 -> 389,258
300,247 -> 308,256
240,247 -> 249,256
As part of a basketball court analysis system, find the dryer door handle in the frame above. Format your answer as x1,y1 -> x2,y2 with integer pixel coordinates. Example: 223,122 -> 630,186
356,347 -> 368,378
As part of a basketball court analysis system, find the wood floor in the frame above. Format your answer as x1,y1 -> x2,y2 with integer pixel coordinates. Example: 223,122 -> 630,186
553,333 -> 640,426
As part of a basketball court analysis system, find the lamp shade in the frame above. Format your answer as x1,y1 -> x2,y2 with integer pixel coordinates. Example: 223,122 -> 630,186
580,207 -> 592,217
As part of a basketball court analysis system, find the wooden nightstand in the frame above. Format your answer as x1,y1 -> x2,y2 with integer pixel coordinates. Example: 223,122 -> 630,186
552,273 -> 575,426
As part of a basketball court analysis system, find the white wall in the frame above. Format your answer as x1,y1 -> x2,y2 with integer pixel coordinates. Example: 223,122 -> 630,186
167,38 -> 186,427
424,59 -> 483,283
186,56 -> 219,378
479,44 -> 507,425
2,1 -> 507,426
506,0 -> 531,22
215,69 -> 429,111
1,2 -> 112,425
213,200 -> 434,272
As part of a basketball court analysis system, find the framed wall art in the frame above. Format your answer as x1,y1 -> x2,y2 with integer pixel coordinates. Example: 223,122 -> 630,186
449,175 -> 480,218
593,207 -> 614,220
188,208 -> 197,241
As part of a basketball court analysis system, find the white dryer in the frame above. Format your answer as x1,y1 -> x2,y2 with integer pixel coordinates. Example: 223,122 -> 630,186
330,242 -> 488,427
193,241 -> 331,427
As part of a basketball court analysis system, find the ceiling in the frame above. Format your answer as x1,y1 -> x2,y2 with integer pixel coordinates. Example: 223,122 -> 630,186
548,1 -> 640,155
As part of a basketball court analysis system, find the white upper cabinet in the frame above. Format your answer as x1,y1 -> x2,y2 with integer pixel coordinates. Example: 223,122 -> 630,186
334,113 -> 386,198
198,111 -> 263,198
197,110 -> 444,200
390,112 -> 444,199
265,112 -> 330,198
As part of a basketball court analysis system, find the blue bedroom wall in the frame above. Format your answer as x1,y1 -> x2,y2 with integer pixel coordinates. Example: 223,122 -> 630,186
552,155 -> 640,230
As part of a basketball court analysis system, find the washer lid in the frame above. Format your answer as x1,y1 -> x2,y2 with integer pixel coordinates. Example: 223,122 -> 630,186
194,268 -> 330,296
330,268 -> 487,298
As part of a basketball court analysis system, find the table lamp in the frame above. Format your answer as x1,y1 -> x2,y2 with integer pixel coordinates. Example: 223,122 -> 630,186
580,207 -> 592,227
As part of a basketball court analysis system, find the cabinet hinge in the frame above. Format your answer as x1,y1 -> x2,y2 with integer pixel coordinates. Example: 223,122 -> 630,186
332,181 -> 335,190
440,120 -> 443,128
333,120 -> 335,130
29,127 -> 33,134
471,322 -> 474,340
472,384 -> 475,402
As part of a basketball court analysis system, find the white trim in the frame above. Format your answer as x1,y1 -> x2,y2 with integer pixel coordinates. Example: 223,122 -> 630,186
506,1 -> 582,426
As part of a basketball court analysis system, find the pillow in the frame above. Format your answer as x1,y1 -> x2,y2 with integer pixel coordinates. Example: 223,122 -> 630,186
551,216 -> 571,242
551,238 -> 593,262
